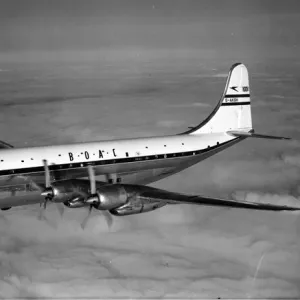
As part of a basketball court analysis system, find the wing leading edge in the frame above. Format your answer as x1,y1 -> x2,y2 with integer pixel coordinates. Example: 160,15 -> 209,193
140,188 -> 300,211
1,184 -> 299,213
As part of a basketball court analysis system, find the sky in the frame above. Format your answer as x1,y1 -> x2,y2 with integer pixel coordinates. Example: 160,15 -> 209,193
0,0 -> 300,62
1,0 -> 300,299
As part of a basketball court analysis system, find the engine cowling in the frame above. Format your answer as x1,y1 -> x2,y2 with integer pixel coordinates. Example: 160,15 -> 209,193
88,185 -> 128,210
110,196 -> 166,216
85,184 -> 167,215
44,179 -> 91,204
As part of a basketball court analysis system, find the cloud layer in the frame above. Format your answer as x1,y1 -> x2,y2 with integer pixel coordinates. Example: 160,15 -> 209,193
1,202 -> 300,298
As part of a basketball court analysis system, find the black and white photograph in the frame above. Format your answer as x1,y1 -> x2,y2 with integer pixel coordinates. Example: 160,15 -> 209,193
0,0 -> 300,298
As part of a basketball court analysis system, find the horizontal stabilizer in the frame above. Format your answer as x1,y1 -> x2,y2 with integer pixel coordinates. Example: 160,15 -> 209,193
0,140 -> 14,149
227,130 -> 290,140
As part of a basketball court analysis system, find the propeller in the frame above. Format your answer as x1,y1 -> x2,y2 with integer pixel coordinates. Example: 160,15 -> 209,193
40,159 -> 54,208
81,165 -> 113,230
102,210 -> 113,228
39,159 -> 64,219
81,165 -> 98,229
88,165 -> 96,195
55,203 -> 65,218
81,204 -> 93,230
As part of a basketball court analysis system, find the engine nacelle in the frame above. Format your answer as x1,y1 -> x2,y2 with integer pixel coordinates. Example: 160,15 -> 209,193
110,197 -> 166,216
47,179 -> 91,204
93,185 -> 128,210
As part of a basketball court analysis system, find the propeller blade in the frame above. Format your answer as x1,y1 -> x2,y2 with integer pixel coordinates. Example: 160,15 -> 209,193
37,208 -> 57,228
43,159 -> 50,188
102,211 -> 113,229
81,205 -> 93,229
38,205 -> 46,221
36,160 -> 57,223
55,203 -> 65,218
40,160 -> 53,214
88,165 -> 96,194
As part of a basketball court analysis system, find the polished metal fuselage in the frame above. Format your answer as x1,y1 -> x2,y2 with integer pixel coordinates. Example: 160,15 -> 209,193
0,133 -> 241,208
0,134 -> 240,187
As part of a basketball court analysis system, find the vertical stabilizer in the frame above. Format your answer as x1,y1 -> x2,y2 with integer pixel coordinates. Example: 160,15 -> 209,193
185,63 -> 252,135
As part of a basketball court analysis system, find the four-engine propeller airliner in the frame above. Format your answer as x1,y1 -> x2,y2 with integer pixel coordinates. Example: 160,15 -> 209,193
0,63 -> 299,228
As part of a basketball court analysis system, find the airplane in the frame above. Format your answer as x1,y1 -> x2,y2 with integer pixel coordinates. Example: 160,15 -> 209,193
0,62 -> 299,229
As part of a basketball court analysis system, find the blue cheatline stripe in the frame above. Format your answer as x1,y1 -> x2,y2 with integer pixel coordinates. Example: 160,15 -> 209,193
0,138 -> 240,176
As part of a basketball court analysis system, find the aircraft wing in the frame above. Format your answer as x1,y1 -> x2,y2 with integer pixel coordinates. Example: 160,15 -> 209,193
140,188 -> 300,211
0,192 -> 44,208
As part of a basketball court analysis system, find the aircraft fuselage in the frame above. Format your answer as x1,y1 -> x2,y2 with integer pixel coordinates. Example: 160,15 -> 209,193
0,133 -> 240,189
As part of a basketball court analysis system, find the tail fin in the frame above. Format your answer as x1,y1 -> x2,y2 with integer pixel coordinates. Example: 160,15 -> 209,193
184,63 -> 252,135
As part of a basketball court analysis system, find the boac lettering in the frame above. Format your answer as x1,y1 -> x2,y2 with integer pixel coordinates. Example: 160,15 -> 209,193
69,152 -> 74,161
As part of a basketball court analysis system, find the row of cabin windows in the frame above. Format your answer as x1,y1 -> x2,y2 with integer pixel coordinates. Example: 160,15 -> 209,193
1,144 -> 187,163
0,143 -> 218,163
4,151 -> 201,172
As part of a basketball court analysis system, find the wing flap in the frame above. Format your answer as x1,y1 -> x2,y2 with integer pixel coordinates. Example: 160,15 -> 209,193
140,188 -> 300,211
